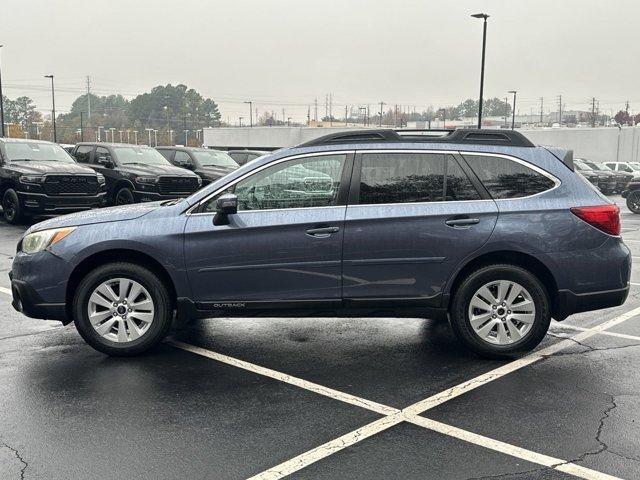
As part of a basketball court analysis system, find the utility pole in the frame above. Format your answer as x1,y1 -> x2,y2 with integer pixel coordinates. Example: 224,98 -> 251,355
0,45 -> 5,137
591,97 -> 597,128
379,102 -> 385,127
324,95 -> 328,120
504,97 -> 508,127
508,90 -> 517,129
80,111 -> 84,141
244,100 -> 253,127
314,98 -> 318,122
557,95 -> 563,126
86,76 -> 91,119
394,105 -> 398,128
44,74 -> 56,142
329,94 -> 333,126
307,106 -> 310,126
183,114 -> 187,145
540,97 -> 544,125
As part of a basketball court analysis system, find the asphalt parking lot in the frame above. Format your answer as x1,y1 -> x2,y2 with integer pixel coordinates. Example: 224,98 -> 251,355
0,197 -> 639,480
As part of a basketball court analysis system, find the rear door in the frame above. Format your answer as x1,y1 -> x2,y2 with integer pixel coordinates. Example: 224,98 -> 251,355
342,150 -> 498,307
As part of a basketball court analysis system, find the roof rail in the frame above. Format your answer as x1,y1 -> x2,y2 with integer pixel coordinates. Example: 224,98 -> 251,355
296,128 -> 535,148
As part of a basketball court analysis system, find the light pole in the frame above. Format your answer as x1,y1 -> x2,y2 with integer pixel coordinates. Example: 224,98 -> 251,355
133,130 -> 138,145
239,117 -> 244,127
244,101 -> 253,127
508,90 -> 517,129
0,45 -> 5,137
145,128 -> 153,146
471,13 -> 489,129
184,129 -> 189,145
44,74 -> 56,141
153,130 -> 158,147
109,127 -> 115,143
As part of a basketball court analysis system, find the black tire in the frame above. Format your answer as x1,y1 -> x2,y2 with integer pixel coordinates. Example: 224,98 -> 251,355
2,189 -> 24,224
114,186 -> 135,206
73,262 -> 173,356
627,190 -> 640,214
449,264 -> 551,359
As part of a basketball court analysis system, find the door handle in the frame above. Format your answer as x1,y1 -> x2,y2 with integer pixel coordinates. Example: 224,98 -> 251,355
445,217 -> 480,227
306,226 -> 340,237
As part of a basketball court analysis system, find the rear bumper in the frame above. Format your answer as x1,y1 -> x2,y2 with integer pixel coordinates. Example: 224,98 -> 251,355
17,191 -> 107,213
9,274 -> 67,323
554,286 -> 630,320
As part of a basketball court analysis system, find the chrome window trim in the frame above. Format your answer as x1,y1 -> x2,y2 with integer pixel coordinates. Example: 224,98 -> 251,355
186,150 -> 354,215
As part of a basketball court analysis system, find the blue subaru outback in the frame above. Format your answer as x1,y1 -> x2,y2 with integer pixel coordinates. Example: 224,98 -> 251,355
9,129 -> 631,358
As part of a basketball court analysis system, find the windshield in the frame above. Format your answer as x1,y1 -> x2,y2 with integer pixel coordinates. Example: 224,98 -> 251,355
3,141 -> 76,163
113,146 -> 170,165
575,160 -> 593,171
582,161 -> 607,171
193,150 -> 239,168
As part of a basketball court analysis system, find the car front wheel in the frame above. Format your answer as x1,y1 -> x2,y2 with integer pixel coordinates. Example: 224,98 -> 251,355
2,189 -> 24,224
73,262 -> 173,356
449,264 -> 550,359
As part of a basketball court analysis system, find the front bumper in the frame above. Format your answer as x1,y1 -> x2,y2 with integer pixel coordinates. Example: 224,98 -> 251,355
9,272 -> 68,322
17,191 -> 107,213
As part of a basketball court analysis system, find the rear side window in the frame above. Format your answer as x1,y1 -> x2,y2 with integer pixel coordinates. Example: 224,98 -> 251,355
358,153 -> 480,205
463,155 -> 556,199
74,145 -> 93,163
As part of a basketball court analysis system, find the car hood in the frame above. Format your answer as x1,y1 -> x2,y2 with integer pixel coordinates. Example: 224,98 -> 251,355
119,164 -> 198,177
24,201 -> 164,234
196,165 -> 237,178
6,161 -> 97,175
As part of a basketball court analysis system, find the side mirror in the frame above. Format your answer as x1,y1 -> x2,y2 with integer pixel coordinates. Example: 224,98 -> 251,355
213,193 -> 238,226
97,155 -> 114,168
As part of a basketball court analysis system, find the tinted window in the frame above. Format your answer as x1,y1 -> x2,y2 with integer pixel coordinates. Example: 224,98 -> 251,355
174,151 -> 192,164
74,145 -> 93,163
95,146 -> 110,163
229,152 -> 248,165
157,149 -> 174,160
464,155 -> 556,199
204,154 -> 346,212
358,153 -> 480,205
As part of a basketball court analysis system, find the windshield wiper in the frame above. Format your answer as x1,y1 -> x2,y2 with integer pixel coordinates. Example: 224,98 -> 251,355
9,158 -> 34,162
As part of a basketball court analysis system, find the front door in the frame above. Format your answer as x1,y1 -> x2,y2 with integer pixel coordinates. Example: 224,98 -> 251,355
184,152 -> 352,309
342,150 -> 498,308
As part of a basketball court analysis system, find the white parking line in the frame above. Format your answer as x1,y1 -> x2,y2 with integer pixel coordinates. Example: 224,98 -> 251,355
242,307 -> 640,480
562,324 -> 640,343
0,285 -> 633,480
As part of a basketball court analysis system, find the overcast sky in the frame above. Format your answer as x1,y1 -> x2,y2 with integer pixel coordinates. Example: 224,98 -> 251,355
3,0 -> 639,123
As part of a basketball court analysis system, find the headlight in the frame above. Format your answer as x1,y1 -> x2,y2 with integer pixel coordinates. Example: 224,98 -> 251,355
21,227 -> 77,254
135,176 -> 157,184
96,173 -> 106,185
19,175 -> 45,184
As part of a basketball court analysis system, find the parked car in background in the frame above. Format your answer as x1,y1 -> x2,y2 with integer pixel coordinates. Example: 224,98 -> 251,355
581,160 -> 633,193
227,149 -> 270,165
10,129 -> 630,359
603,161 -> 640,180
573,159 -> 617,194
71,143 -> 201,205
1,138 -> 106,224
573,159 -> 608,192
156,146 -> 239,185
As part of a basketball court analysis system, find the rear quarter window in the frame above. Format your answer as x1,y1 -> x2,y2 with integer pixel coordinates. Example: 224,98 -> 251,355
463,154 -> 556,199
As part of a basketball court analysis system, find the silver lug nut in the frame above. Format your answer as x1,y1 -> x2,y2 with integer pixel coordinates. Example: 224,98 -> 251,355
492,314 -> 497,319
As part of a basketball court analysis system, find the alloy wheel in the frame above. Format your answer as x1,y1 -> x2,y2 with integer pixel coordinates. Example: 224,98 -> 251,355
115,189 -> 134,205
87,278 -> 155,343
3,193 -> 16,221
468,280 -> 536,345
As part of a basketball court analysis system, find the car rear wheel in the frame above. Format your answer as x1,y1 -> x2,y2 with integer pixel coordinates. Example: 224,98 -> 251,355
73,262 -> 173,356
627,190 -> 640,214
449,264 -> 550,359
115,187 -> 135,206
2,189 -> 24,224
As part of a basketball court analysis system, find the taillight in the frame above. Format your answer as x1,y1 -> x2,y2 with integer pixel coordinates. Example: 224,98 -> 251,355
570,205 -> 620,236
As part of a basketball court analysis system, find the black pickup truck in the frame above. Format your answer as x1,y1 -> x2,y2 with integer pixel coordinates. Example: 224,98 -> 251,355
1,138 -> 107,224
71,143 -> 202,205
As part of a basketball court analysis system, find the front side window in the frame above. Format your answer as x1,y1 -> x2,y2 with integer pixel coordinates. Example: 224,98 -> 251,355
358,152 -> 480,204
464,155 -> 556,199
204,154 -> 346,212
174,151 -> 193,165
112,146 -> 171,166
3,141 -> 75,163
74,145 -> 94,163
